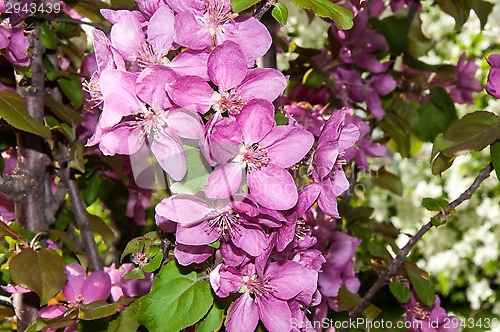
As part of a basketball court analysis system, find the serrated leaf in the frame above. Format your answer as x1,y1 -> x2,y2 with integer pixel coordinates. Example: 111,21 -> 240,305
9,248 -> 67,305
196,301 -> 224,332
422,197 -> 449,212
491,141 -> 500,180
406,268 -> 435,307
169,144 -> 211,195
389,281 -> 412,303
138,262 -> 213,332
108,299 -> 141,332
291,0 -> 353,29
272,3 -> 288,25
0,90 -> 51,138
230,0 -> 259,12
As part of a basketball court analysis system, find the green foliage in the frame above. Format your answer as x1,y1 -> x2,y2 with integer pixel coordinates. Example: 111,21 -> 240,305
107,300 -> 141,332
338,285 -> 382,320
422,197 -> 449,212
0,90 -> 51,138
370,17 -> 410,56
490,141 -> 500,180
80,298 -> 133,320
57,74 -> 84,109
431,111 -> 500,174
372,167 -> 403,196
272,3 -> 289,25
389,281 -> 412,303
230,0 -> 260,12
196,300 -> 225,332
406,268 -> 435,307
169,144 -> 211,195
290,0 -> 353,29
436,0 -> 494,30
138,262 -> 213,332
9,248 -> 67,305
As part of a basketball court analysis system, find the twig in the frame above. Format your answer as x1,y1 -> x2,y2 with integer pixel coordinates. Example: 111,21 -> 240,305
342,162 -> 494,330
0,174 -> 28,199
45,180 -> 67,225
254,0 -> 277,20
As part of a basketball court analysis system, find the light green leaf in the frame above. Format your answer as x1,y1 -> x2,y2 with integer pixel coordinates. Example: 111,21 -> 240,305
138,262 -> 213,332
389,281 -> 412,303
0,90 -> 51,138
272,3 -> 289,25
291,0 -> 353,29
57,75 -> 84,109
80,298 -> 133,320
169,144 -> 211,195
231,0 -> 260,12
196,301 -> 225,332
108,300 -> 141,332
406,268 -> 435,307
422,197 -> 449,212
9,248 -> 67,305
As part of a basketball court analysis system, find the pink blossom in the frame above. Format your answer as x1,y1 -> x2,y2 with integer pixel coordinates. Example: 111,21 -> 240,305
486,54 -> 500,99
446,53 -> 482,104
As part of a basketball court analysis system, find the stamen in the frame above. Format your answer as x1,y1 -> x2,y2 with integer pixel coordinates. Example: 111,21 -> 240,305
240,144 -> 270,170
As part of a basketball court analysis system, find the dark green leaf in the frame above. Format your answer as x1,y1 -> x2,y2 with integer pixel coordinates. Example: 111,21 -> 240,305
230,0 -> 259,12
272,3 -> 288,25
44,93 -> 85,126
9,248 -> 67,304
389,281 -> 412,303
138,262 -> 213,332
58,76 -> 84,109
39,22 -> 57,50
108,300 -> 141,332
370,16 -> 410,55
469,0 -> 494,30
431,153 -> 455,175
406,268 -> 435,307
302,68 -> 327,89
143,246 -> 163,273
372,167 -> 403,196
337,285 -> 381,320
80,298 -> 133,320
291,0 -> 354,29
0,90 -> 51,138
379,112 -> 412,158
491,141 -> 500,180
437,0 -> 470,30
422,197 -> 449,212
88,213 -> 116,244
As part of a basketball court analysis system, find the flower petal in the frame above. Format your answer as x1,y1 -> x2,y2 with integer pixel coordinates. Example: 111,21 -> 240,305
155,194 -> 212,226
238,68 -> 287,102
109,19 -> 144,62
165,109 -> 204,139
226,293 -> 259,332
150,128 -> 187,181
204,163 -> 243,200
247,165 -> 298,210
168,76 -> 214,114
174,244 -> 214,266
136,65 -> 177,109
98,122 -> 144,156
147,5 -> 174,53
81,271 -> 111,303
173,11 -> 211,49
208,41 -> 247,91
176,221 -> 219,246
237,99 -> 275,144
168,50 -> 209,80
266,261 -> 315,300
256,295 -> 291,332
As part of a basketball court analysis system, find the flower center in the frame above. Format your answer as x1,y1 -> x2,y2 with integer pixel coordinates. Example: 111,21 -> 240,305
134,43 -> 166,68
216,89 -> 246,117
240,144 -> 270,171
245,274 -> 277,298
412,302 -> 431,320
207,209 -> 241,235
82,72 -> 103,108
295,218 -> 311,240
131,107 -> 167,137
204,0 -> 236,31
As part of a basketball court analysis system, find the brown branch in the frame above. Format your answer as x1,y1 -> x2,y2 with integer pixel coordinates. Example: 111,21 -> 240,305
254,0 -> 277,20
0,174 -> 28,199
60,163 -> 103,271
342,162 -> 494,330
47,17 -> 109,33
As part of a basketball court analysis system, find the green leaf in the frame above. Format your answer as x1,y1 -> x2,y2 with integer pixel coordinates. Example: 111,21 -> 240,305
291,0 -> 354,30
337,285 -> 381,320
138,262 -> 213,332
88,213 -> 115,244
302,68 -> 327,89
57,75 -> 84,109
196,301 -> 225,332
370,16 -> 410,56
80,298 -> 133,320
272,3 -> 288,25
389,281 -> 412,303
469,0 -> 494,30
39,22 -> 57,50
121,231 -> 161,262
436,111 -> 500,157
9,248 -> 67,305
169,144 -> 211,195
142,246 -> 163,273
108,300 -> 141,332
422,197 -> 449,212
491,141 -> 500,180
0,90 -> 51,138
0,222 -> 24,241
124,268 -> 145,280
44,93 -> 85,126
431,153 -> 455,176
437,0 -> 470,30
372,167 -> 403,196
230,0 -> 259,12
379,112 -> 412,158
406,268 -> 435,307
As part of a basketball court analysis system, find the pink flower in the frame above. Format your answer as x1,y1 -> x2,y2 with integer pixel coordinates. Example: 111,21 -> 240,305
403,291 -> 459,332
284,103 -> 325,137
105,263 -> 153,302
167,0 -> 271,64
203,99 -> 314,210
210,261 -> 318,332
0,25 -> 29,67
446,53 -> 482,104
168,41 -> 286,116
486,54 -> 500,99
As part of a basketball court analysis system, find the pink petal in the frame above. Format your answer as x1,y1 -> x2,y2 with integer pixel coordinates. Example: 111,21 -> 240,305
260,123 -> 314,168
338,123 -> 360,151
100,9 -> 146,25
150,128 -> 187,181
136,0 -> 162,18
147,5 -> 175,53
208,41 -> 247,91
166,0 -> 205,14
256,295 -> 291,332
247,165 -> 298,210
39,305 -> 67,319
266,261 -> 315,300
81,271 -> 111,303
176,222 -> 219,246
238,68 -> 287,102
98,122 -> 144,156
165,109 -> 204,139
168,76 -> 214,114
168,50 -> 209,80
229,224 -> 268,257
136,65 -> 177,109
220,241 -> 247,266
174,244 -> 214,266
155,194 -> 212,226
226,293 -> 259,332
204,163 -> 243,199
237,99 -> 275,144
63,263 -> 86,302
110,19 -> 144,62
173,11 -> 211,49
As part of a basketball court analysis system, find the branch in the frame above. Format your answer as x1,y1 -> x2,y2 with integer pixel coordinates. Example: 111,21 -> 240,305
254,0 -> 277,20
342,162 -> 494,330
0,174 -> 29,199
47,17 -> 109,33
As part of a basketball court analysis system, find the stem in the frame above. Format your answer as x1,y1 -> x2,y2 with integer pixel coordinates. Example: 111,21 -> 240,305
342,162 -> 494,330
254,0 -> 277,20
0,174 -> 27,199
60,164 -> 103,271
47,17 -> 109,33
